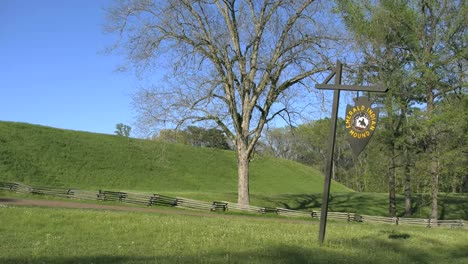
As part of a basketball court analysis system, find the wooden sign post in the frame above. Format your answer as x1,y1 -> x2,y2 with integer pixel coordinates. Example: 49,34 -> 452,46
315,60 -> 387,245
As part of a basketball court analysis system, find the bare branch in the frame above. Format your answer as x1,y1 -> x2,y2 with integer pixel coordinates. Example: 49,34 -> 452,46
106,0 -> 342,205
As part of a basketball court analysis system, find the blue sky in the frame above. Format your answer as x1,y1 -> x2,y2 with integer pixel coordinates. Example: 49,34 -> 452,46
1,0 -> 138,135
0,0 -> 353,136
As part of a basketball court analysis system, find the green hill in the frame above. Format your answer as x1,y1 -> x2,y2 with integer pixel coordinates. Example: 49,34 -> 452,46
2,121 -> 467,219
0,121 -> 351,198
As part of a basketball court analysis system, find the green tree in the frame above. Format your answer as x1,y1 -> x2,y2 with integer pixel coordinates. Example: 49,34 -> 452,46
265,119 -> 355,187
337,0 -> 467,219
154,126 -> 230,150
264,127 -> 300,161
435,94 -> 468,193
186,126 -> 230,149
115,123 -> 131,137
154,129 -> 190,145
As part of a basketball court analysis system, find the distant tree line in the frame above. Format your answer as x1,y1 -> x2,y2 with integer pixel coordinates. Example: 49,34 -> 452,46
334,0 -> 467,221
261,93 -> 467,216
154,126 -> 230,150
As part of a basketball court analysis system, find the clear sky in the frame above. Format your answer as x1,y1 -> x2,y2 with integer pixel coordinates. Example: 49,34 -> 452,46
0,0 -> 353,136
1,0 -> 138,135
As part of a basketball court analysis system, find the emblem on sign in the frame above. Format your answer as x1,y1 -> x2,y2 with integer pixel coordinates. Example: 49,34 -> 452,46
345,96 -> 379,156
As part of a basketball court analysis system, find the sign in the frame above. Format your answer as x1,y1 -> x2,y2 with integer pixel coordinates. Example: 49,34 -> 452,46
314,60 -> 387,245
345,96 -> 379,156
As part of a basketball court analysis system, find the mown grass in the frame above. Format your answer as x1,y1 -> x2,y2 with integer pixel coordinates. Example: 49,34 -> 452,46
0,121 -> 349,194
254,192 -> 468,220
0,205 -> 467,264
2,188 -> 466,220
1,121 -> 467,220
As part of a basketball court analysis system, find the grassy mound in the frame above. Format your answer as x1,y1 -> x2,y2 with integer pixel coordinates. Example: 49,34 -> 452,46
2,121 -> 467,220
0,121 -> 351,196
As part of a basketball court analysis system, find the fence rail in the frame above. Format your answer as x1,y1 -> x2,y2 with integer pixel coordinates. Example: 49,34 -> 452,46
221,201 -> 266,214
0,181 -> 465,229
176,197 -> 213,211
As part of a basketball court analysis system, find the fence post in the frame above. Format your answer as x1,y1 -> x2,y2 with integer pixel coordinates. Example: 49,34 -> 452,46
118,192 -> 126,202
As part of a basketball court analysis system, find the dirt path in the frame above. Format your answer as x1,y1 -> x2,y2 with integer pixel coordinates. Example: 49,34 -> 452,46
0,197 -> 315,225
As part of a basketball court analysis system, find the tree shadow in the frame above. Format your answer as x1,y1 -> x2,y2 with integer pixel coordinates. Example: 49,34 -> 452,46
407,193 -> 468,220
0,247 -> 336,264
0,198 -> 19,202
259,193 -> 386,216
257,192 -> 468,220
437,193 -> 468,220
2,238 -> 466,264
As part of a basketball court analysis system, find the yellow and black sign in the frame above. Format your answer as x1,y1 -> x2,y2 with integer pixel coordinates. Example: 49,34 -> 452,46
345,96 -> 379,156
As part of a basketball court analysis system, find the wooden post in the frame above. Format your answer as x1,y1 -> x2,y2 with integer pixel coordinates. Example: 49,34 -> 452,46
315,60 -> 387,245
318,61 -> 342,245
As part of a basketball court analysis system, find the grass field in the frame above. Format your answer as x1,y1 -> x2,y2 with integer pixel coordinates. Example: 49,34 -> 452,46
1,121 -> 467,219
1,205 -> 467,264
0,121 -> 349,194
1,121 -> 467,263
3,188 -> 467,220
255,192 -> 468,220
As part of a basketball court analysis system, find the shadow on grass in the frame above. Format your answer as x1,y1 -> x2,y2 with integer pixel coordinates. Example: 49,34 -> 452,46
2,240 -> 467,264
257,192 -> 389,216
2,249 -> 344,264
387,232 -> 411,240
437,193 -> 468,220
257,192 -> 468,220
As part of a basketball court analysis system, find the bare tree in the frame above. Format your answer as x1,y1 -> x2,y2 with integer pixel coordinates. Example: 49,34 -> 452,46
105,0 -> 338,205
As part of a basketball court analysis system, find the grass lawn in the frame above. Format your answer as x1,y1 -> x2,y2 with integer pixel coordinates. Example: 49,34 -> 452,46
2,188 -> 467,220
254,192 -> 468,220
0,121 -> 350,194
1,205 -> 467,264
3,121 -> 467,220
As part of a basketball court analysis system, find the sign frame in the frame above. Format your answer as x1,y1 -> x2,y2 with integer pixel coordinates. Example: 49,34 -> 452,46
315,60 -> 388,245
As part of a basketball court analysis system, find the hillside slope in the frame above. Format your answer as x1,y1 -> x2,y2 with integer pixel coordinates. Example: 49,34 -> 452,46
0,121 -> 351,195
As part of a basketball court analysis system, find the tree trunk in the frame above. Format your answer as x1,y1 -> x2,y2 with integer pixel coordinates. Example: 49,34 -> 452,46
427,86 -> 438,223
237,139 -> 250,206
430,151 -> 439,222
389,146 -> 397,217
404,149 -> 412,217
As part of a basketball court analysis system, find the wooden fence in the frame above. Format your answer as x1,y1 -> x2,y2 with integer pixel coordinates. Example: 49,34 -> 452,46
0,181 -> 465,229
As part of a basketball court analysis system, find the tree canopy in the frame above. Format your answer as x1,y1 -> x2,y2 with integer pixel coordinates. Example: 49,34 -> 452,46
106,0 -> 341,205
